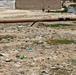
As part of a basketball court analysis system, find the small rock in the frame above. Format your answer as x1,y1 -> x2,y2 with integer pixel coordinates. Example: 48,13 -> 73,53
19,71 -> 25,74
13,62 -> 22,68
0,54 -> 3,57
41,71 -> 48,75
5,59 -> 12,62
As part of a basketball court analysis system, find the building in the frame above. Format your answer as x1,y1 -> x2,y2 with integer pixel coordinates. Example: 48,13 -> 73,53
16,0 -> 61,10
65,0 -> 76,2
0,0 -> 15,9
0,0 -> 61,10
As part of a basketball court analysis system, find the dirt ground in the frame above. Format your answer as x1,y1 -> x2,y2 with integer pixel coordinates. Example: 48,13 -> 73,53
0,9 -> 76,75
0,9 -> 76,19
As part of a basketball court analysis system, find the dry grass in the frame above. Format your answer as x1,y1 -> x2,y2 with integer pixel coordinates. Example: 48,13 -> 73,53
46,39 -> 76,45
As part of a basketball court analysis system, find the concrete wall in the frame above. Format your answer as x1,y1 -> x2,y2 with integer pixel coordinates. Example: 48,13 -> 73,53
16,0 -> 61,10
0,0 -> 15,9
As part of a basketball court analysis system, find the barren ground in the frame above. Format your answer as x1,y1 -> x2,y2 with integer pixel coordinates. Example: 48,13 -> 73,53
0,9 -> 76,75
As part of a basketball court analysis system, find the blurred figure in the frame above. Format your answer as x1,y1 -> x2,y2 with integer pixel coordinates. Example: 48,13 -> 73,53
47,6 -> 50,13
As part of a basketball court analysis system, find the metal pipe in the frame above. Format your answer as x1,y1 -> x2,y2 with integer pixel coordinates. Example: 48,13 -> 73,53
0,18 -> 76,23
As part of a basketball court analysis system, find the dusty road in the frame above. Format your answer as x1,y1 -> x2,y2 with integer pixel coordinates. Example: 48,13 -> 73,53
0,9 -> 76,19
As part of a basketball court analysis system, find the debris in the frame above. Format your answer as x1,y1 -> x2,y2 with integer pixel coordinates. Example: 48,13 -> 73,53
0,38 -> 2,40
0,54 -> 3,56
13,62 -> 22,68
0,53 -> 10,57
19,55 -> 25,59
28,47 -> 32,50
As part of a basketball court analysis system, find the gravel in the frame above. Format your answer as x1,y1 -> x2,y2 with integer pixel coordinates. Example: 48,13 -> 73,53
0,11 -> 76,74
